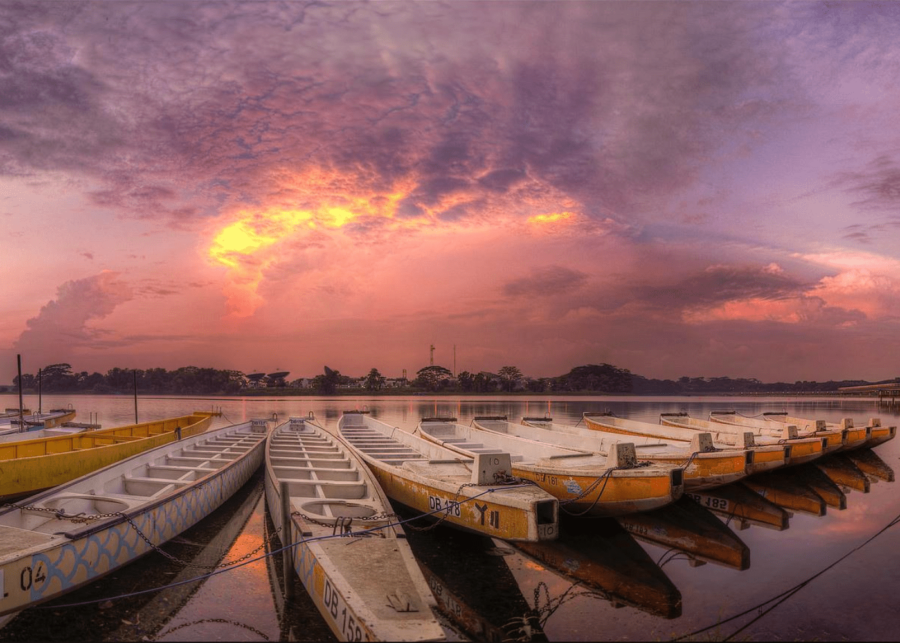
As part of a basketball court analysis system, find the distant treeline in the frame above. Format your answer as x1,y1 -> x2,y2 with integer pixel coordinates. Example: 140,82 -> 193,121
5,362 -> 891,397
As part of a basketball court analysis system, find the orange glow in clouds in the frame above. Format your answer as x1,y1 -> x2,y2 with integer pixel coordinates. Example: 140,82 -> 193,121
208,168 -> 418,317
527,211 -> 575,226
208,168 -> 585,317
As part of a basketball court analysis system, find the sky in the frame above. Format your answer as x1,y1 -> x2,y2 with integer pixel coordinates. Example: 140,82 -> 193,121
1,0 -> 900,384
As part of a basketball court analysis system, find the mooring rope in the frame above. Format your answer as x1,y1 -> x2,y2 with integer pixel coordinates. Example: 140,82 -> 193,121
27,483 -> 534,610
670,508 -> 900,641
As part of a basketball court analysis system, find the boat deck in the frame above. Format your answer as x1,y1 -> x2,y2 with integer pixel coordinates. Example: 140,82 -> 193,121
268,424 -> 390,525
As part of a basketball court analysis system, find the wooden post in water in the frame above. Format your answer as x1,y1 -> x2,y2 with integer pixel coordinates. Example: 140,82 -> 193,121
16,354 -> 24,430
133,370 -> 138,424
280,481 -> 295,601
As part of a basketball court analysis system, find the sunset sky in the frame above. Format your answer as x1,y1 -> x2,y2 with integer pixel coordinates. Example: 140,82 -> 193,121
2,1 -> 900,384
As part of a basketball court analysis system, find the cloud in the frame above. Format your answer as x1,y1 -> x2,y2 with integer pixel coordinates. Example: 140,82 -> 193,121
834,154 -> 900,212
8,271 -> 133,366
0,1 -> 812,233
502,266 -> 590,298
629,263 -> 812,312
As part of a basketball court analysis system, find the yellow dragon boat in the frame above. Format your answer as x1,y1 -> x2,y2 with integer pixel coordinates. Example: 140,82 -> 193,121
517,415 -> 769,488
579,412 -> 764,482
0,412 -> 214,502
418,417 -> 684,516
659,412 -> 825,467
337,411 -> 559,542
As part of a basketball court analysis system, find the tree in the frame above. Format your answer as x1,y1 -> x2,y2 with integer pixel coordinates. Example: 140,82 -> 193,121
313,366 -> 342,394
555,364 -> 633,393
106,367 -> 135,392
414,365 -> 453,391
498,366 -> 523,392
364,368 -> 386,391
472,372 -> 496,393
40,363 -> 77,391
456,371 -> 475,392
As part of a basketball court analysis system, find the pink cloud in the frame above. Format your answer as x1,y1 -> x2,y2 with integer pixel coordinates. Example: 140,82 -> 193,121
8,271 -> 133,368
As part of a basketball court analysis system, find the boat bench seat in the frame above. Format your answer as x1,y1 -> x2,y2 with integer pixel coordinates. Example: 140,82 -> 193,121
269,456 -> 352,469
165,456 -> 227,469
123,476 -> 187,497
365,452 -> 421,461
282,480 -> 368,500
143,464 -> 214,482
272,466 -> 359,482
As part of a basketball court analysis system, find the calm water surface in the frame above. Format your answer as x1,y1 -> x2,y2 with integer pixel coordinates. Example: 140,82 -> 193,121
1,394 -> 898,642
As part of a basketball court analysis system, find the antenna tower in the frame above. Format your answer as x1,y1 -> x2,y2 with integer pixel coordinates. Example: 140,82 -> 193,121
430,344 -> 435,366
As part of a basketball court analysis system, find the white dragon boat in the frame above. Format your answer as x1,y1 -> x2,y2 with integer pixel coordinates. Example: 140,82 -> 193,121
264,416 -> 445,642
0,418 -> 270,618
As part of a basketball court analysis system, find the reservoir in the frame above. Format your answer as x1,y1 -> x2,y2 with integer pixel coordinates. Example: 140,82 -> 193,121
1,394 -> 897,641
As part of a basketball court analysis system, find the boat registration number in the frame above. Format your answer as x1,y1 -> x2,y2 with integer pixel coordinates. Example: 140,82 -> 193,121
428,495 -> 462,517
318,570 -> 374,642
687,493 -> 730,512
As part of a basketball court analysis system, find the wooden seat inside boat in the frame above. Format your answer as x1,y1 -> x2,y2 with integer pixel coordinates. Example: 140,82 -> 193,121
137,464 -> 217,481
270,456 -> 353,468
283,480 -> 368,499
272,466 -> 360,481
165,455 -> 228,468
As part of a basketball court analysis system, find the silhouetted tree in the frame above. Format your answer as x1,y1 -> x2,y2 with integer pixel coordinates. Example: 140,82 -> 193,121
498,366 -> 523,392
414,365 -> 453,391
364,368 -> 386,391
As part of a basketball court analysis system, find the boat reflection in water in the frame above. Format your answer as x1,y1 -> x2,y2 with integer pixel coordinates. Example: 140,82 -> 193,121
844,448 -> 895,483
686,482 -> 790,531
512,515 -> 682,619
789,464 -> 847,510
393,503 -> 547,642
263,508 -> 339,642
742,470 -> 828,517
815,454 -> 871,493
114,478 -> 269,641
616,496 -> 751,571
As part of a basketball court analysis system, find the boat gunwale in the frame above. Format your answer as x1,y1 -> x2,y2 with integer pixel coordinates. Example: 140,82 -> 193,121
0,419 -> 267,539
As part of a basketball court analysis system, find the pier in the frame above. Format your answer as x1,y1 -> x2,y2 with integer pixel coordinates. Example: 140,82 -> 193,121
839,383 -> 900,408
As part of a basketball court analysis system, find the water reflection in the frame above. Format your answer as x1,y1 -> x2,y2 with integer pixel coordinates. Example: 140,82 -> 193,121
686,482 -> 790,531
743,470 -> 828,516
513,516 -> 682,619
396,504 -> 547,642
1,394 -> 897,641
815,454 -> 871,493
844,448 -> 894,482
790,465 -> 847,510
616,497 -> 751,570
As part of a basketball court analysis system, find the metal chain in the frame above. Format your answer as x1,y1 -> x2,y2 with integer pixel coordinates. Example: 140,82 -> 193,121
290,510 -> 396,538
120,513 -> 283,569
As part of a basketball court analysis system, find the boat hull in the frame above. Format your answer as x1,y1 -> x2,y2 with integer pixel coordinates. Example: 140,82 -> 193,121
0,421 -> 266,617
